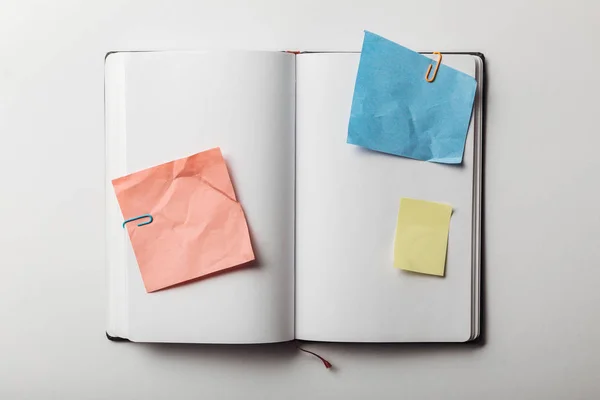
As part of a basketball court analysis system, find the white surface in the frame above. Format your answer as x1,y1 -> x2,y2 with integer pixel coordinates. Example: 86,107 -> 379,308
2,0 -> 600,398
106,51 -> 296,343
295,53 -> 478,342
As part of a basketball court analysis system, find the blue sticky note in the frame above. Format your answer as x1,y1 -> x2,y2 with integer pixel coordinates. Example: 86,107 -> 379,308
348,31 -> 477,164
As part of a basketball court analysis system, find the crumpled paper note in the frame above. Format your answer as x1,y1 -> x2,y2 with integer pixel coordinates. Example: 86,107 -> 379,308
112,147 -> 255,292
348,31 -> 477,164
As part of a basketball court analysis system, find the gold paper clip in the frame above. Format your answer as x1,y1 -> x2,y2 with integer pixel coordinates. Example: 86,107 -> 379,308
425,52 -> 442,82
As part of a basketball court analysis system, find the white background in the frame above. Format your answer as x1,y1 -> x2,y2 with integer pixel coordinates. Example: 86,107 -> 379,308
1,0 -> 599,398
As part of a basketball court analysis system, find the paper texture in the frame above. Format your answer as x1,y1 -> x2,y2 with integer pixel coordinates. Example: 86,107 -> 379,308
107,51 -> 296,343
295,53 -> 477,342
107,51 -> 296,344
347,31 -> 477,164
394,198 -> 452,276
112,147 -> 255,293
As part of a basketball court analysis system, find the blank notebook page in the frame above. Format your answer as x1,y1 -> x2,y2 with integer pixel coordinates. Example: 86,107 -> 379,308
106,51 -> 296,343
295,53 -> 476,342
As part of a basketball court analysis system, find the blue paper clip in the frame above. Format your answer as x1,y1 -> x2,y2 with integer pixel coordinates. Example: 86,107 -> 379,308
122,214 -> 153,228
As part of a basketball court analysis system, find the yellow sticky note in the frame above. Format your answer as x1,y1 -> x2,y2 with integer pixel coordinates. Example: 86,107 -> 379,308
394,198 -> 452,276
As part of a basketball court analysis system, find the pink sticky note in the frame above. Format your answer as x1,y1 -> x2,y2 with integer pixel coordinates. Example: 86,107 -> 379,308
112,148 -> 255,292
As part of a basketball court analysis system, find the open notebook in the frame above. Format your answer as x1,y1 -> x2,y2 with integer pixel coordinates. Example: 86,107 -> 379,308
106,50 -> 483,343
